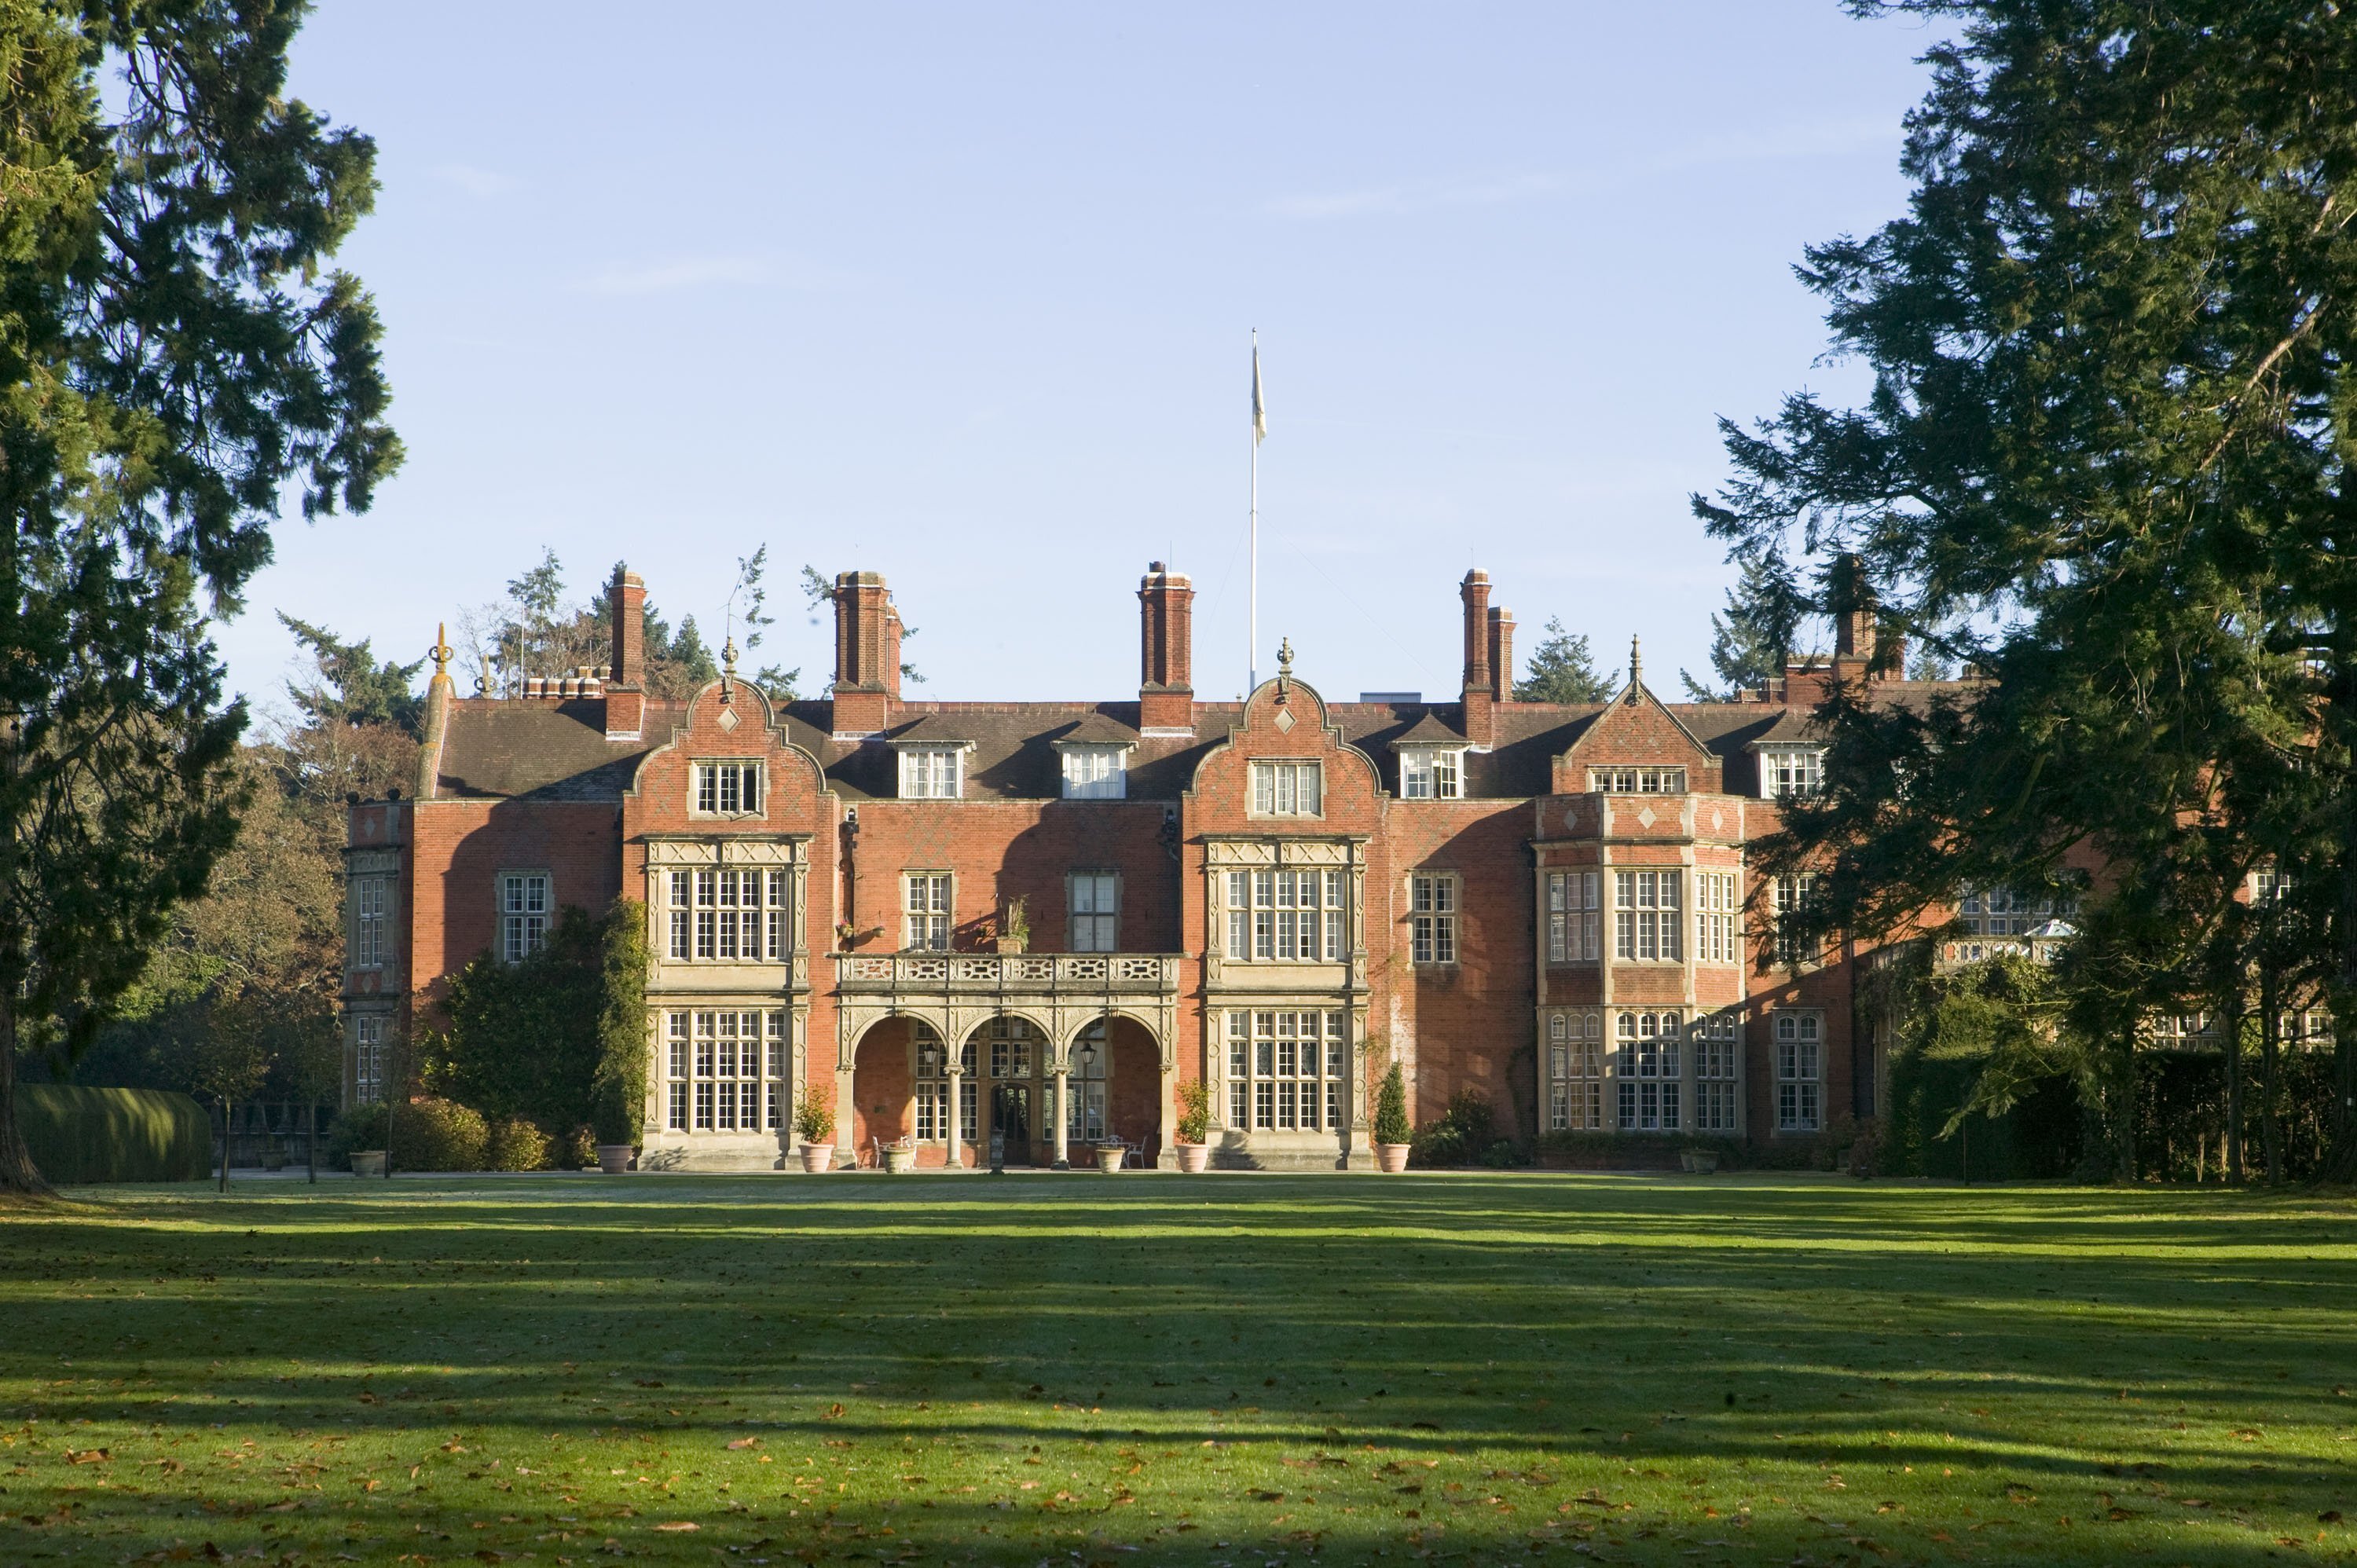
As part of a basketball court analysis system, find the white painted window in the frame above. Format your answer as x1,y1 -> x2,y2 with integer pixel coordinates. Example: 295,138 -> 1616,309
1772,873 -> 1821,964
1697,870 -> 1739,963
1069,870 -> 1119,952
1061,747 -> 1127,800
911,1024 -> 955,1141
1546,870 -> 1600,962
1545,1010 -> 1604,1130
353,876 -> 387,969
1400,749 -> 1463,800
1761,747 -> 1824,800
1590,766 -> 1685,793
1223,868 -> 1345,962
1695,1013 -> 1739,1132
693,760 -> 763,816
1959,887 -> 2071,936
666,1009 -> 786,1134
1067,1020 -> 1110,1142
904,872 -> 952,951
898,748 -> 963,800
1226,1009 -> 1346,1132
1775,1012 -> 1821,1131
1615,1011 -> 1683,1131
499,872 -> 549,963
674,867 -> 787,962
1614,870 -> 1682,962
1409,873 -> 1458,965
354,1015 -> 387,1105
1250,760 -> 1322,817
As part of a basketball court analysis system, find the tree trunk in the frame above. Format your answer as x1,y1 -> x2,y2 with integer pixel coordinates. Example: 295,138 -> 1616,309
0,996 -> 51,1196
306,1101 -> 316,1185
218,1096 -> 230,1192
2114,1027 -> 2139,1183
2221,976 -> 2245,1185
2260,967 -> 2283,1185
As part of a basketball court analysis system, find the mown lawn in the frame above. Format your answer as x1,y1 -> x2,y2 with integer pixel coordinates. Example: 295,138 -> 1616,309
1,1173 -> 2352,1566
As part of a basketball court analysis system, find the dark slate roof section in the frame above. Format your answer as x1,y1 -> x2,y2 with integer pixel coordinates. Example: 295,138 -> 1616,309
429,684 -> 1949,804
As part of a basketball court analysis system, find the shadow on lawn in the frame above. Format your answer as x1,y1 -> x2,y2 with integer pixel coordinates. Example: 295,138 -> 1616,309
4,1177 -> 2353,1563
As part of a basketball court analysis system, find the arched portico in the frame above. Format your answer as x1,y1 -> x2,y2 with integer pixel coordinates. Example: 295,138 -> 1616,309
834,969 -> 1180,1167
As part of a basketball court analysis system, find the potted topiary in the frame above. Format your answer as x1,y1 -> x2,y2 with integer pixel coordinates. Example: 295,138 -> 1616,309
794,1096 -> 836,1173
992,897 -> 1030,955
1373,1062 -> 1413,1173
1172,1080 -> 1212,1173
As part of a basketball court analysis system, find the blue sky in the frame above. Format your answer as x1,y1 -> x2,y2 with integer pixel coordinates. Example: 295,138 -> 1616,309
238,1 -> 1946,713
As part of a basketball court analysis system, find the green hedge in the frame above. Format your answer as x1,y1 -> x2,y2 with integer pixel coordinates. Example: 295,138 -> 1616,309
15,1086 -> 210,1184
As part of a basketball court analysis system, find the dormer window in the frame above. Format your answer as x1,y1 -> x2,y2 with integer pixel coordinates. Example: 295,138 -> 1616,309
1590,766 -> 1685,794
1760,747 -> 1824,800
1400,748 -> 1463,800
1059,746 -> 1128,800
693,761 -> 763,816
897,747 -> 964,800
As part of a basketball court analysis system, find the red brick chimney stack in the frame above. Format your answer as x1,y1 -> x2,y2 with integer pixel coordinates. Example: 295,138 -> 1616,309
604,566 -> 647,740
1138,561 -> 1195,734
832,571 -> 897,737
1461,569 -> 1495,746
1487,606 -> 1515,705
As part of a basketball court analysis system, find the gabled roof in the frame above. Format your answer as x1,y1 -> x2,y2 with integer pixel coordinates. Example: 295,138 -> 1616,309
1387,711 -> 1469,749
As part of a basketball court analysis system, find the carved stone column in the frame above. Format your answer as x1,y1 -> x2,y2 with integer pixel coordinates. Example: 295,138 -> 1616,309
1051,1068 -> 1071,1169
945,1064 -> 964,1169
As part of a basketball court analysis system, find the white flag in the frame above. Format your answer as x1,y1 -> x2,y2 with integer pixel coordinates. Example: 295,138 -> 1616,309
1252,342 -> 1267,445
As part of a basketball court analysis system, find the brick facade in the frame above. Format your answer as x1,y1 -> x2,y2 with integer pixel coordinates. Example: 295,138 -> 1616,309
341,562 -> 1952,1171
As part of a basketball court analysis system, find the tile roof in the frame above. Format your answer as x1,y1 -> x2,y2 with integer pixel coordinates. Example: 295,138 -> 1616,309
423,685 -> 1933,804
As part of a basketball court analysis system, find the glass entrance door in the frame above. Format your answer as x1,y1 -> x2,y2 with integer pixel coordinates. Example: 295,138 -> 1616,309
992,1084 -> 1034,1163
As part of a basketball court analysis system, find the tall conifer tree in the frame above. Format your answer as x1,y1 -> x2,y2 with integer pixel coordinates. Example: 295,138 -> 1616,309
0,2 -> 397,1192
1695,2 -> 2357,1175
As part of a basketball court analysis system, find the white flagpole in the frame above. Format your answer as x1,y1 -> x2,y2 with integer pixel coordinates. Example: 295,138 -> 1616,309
1250,329 -> 1262,693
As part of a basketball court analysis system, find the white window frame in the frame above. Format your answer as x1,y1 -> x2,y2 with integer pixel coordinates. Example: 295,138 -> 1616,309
1059,746 -> 1129,800
498,871 -> 549,963
691,760 -> 764,818
1069,870 -> 1120,952
1697,869 -> 1739,964
1399,747 -> 1464,800
1694,1013 -> 1739,1132
1222,867 -> 1346,962
897,747 -> 965,800
1760,746 -> 1824,800
668,865 -> 789,963
1614,1010 -> 1683,1131
1775,1011 -> 1822,1132
1546,870 -> 1600,963
1225,1009 -> 1347,1133
665,1009 -> 788,1134
353,875 -> 387,969
1410,872 -> 1458,965
354,1014 -> 387,1105
1772,873 -> 1821,965
1249,760 -> 1323,818
1613,869 -> 1683,962
904,871 -> 952,951
1589,766 -> 1687,794
1545,1009 -> 1605,1130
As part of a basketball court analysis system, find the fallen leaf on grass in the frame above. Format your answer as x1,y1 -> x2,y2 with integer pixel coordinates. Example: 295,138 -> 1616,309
652,1522 -> 698,1533
64,1449 -> 110,1464
725,1438 -> 759,1450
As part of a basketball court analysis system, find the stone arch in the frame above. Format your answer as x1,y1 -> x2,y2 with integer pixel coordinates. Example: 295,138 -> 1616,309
845,1013 -> 943,1164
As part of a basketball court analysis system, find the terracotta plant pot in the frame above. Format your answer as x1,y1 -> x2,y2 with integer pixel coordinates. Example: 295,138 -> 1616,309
1375,1142 -> 1412,1174
349,1150 -> 387,1178
798,1142 -> 835,1174
1174,1143 -> 1211,1174
1094,1145 -> 1126,1174
596,1143 -> 635,1174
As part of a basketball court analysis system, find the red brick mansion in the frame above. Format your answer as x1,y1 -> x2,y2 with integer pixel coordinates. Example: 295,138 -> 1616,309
342,562 -> 1960,1170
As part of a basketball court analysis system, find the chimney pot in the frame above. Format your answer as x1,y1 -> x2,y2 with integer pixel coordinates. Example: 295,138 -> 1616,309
610,567 -> 647,688
1138,562 -> 1196,732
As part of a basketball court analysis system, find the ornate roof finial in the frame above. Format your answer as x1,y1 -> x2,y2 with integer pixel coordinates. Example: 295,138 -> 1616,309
431,622 -> 453,680
720,633 -> 739,702
1275,636 -> 1295,703
1627,635 -> 1644,704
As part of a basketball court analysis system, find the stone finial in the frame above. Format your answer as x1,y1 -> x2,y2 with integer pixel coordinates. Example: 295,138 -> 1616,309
721,633 -> 739,702
1627,635 -> 1644,704
431,622 -> 453,679
1275,636 -> 1295,704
